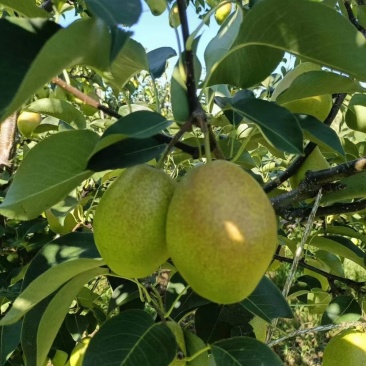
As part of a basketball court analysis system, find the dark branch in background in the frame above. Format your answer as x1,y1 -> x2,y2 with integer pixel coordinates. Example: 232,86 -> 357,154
344,0 -> 366,37
264,93 -> 347,193
274,254 -> 366,290
52,77 -> 203,158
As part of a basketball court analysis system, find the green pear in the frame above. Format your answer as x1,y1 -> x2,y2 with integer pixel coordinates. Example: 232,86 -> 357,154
93,165 -> 176,278
145,0 -> 167,16
166,160 -> 278,304
289,147 -> 330,188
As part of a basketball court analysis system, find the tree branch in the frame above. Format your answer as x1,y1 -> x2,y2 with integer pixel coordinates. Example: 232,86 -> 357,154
52,77 -> 204,158
264,93 -> 347,193
344,0 -> 366,37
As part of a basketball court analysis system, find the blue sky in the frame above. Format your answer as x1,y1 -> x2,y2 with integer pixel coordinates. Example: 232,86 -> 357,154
131,3 -> 220,74
61,2 -> 220,78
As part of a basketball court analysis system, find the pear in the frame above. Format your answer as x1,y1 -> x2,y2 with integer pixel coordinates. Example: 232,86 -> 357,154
289,146 -> 330,188
93,165 -> 176,278
323,329 -> 366,366
145,0 -> 167,16
166,160 -> 277,304
17,111 -> 42,137
215,2 -> 232,25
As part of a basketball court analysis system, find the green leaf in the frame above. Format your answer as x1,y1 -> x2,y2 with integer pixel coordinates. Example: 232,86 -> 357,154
85,0 -> 142,26
1,18 -> 116,121
87,137 -> 166,171
83,310 -> 176,366
23,232 -> 101,288
148,47 -> 177,79
231,99 -> 303,154
30,267 -> 108,366
0,18 -> 60,120
195,304 -> 239,343
0,233 -> 104,326
211,337 -> 283,366
26,98 -> 86,129
0,130 -> 99,220
295,114 -> 344,156
183,330 -> 209,366
204,7 -> 243,79
276,71 -> 366,104
0,258 -> 105,326
0,321 -> 22,365
322,170 -> 366,203
205,0 -> 366,88
165,273 -> 210,321
321,295 -> 362,325
241,276 -> 293,322
0,0 -> 49,17
309,236 -> 365,268
102,111 -> 171,140
105,38 -> 149,91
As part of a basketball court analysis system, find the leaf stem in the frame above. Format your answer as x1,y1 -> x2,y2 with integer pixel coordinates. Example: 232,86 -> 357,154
183,345 -> 211,362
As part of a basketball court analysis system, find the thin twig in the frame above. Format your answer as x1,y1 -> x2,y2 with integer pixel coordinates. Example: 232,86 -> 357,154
268,321 -> 366,347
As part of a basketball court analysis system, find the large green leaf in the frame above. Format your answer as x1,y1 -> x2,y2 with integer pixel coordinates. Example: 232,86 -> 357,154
0,130 -> 99,220
102,111 -> 171,140
295,114 -> 344,156
19,233 -> 100,365
85,0 -> 142,26
211,337 -> 283,366
0,18 -> 60,120
83,310 -> 176,366
1,18 -> 121,121
22,233 -> 101,289
276,71 -> 366,104
26,98 -> 86,129
0,0 -> 49,17
0,257 -> 105,326
241,276 -> 293,322
87,136 -> 166,171
205,0 -> 366,88
231,98 -> 303,154
26,267 -> 108,366
105,38 -> 149,91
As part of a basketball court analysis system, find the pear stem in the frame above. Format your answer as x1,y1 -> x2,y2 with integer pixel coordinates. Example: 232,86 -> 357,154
165,285 -> 191,319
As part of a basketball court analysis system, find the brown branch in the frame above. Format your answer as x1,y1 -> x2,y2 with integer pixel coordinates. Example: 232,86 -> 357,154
264,93 -> 347,193
52,77 -> 204,158
274,254 -> 366,289
271,156 -> 366,212
0,112 -> 18,170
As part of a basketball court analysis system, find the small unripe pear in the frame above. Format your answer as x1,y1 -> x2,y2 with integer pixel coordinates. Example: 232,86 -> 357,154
145,0 -> 167,16
17,111 -> 42,137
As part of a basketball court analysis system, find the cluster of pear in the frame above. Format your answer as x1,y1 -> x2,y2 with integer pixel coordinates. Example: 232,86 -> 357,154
93,160 -> 278,304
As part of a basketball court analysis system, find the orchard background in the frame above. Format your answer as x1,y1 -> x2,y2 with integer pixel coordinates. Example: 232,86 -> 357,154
0,0 -> 366,365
